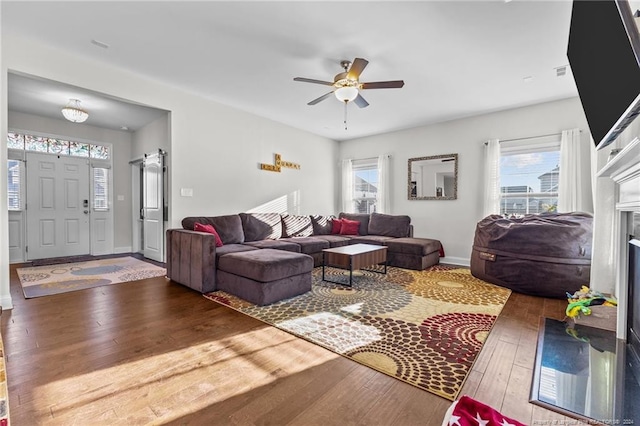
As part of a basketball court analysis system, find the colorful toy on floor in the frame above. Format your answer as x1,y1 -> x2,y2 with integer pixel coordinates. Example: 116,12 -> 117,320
566,285 -> 617,318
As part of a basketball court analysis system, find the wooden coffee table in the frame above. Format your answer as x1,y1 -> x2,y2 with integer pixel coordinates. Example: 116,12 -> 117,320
322,243 -> 388,287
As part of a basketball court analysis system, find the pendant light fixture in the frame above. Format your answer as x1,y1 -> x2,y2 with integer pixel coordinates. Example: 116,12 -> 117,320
61,99 -> 89,123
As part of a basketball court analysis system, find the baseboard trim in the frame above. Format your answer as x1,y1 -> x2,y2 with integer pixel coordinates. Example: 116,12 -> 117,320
1,295 -> 14,310
441,256 -> 470,267
114,246 -> 133,254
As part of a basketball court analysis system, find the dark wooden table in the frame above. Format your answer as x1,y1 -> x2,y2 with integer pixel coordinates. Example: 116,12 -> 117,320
321,243 -> 387,286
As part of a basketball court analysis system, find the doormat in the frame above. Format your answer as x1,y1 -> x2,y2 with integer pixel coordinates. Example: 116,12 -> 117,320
17,256 -> 166,298
204,265 -> 511,401
0,332 -> 8,425
30,254 -> 96,267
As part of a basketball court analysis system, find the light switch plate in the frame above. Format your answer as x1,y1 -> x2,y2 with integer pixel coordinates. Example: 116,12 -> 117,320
117,195 -> 125,201
181,188 -> 193,197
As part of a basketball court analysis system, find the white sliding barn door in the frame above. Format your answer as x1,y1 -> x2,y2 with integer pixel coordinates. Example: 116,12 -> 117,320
142,152 -> 164,262
25,152 -> 90,260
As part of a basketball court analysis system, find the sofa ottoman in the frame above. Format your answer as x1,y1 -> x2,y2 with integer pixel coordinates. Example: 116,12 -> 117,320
217,249 -> 314,305
385,237 -> 441,270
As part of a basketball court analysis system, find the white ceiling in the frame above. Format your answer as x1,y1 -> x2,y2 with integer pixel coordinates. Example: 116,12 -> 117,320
8,73 -> 169,132
2,1 -> 579,141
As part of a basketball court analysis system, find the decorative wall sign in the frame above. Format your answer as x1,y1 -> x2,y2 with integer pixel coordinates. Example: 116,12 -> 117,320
260,153 -> 300,172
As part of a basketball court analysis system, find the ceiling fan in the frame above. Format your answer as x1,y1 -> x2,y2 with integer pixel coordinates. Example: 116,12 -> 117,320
293,57 -> 404,109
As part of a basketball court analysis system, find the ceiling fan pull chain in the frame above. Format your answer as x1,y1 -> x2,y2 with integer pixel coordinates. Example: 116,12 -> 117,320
344,100 -> 348,130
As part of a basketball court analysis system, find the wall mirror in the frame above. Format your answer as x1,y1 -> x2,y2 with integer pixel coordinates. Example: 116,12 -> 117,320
408,153 -> 458,200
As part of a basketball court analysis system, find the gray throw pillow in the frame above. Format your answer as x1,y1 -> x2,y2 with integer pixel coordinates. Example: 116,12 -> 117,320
368,212 -> 411,238
309,215 -> 335,235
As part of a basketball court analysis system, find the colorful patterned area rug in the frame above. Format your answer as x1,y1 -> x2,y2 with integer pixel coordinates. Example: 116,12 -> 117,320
204,265 -> 511,400
17,256 -> 166,298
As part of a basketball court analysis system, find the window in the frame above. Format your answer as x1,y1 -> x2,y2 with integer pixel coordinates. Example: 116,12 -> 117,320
7,160 -> 22,211
6,132 -> 110,159
352,158 -> 379,214
499,140 -> 560,217
93,167 -> 109,210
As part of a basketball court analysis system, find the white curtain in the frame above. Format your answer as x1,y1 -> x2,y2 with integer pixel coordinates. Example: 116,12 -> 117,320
558,128 -> 594,213
341,159 -> 353,213
482,139 -> 501,218
376,155 -> 390,213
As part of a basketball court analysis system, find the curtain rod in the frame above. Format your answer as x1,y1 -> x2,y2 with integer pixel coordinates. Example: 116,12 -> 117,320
338,154 -> 391,165
484,130 -> 582,145
352,154 -> 392,161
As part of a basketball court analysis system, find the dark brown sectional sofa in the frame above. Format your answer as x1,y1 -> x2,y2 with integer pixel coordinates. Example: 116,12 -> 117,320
166,212 -> 442,305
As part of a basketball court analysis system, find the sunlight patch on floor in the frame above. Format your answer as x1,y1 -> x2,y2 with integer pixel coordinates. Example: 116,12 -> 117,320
32,327 -> 338,423
277,311 -> 382,354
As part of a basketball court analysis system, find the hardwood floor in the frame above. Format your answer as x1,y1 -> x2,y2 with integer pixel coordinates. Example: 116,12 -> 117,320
2,263 -> 587,425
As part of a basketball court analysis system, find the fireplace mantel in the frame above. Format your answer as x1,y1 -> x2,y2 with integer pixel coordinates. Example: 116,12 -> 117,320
597,137 -> 640,209
597,137 -> 640,338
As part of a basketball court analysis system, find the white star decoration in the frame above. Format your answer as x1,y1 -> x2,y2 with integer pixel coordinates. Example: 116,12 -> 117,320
500,420 -> 516,426
475,412 -> 489,426
448,414 -> 461,426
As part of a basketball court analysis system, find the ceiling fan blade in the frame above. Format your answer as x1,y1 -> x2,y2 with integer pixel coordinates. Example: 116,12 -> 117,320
308,91 -> 334,105
354,94 -> 369,108
347,58 -> 369,80
361,80 -> 405,89
294,77 -> 334,86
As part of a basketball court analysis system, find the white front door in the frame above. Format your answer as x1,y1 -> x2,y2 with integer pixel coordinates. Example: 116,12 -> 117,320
142,152 -> 164,262
26,152 -> 91,260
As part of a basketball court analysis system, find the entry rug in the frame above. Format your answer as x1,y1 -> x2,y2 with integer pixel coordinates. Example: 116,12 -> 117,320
0,333 -> 7,425
17,256 -> 166,298
204,265 -> 511,400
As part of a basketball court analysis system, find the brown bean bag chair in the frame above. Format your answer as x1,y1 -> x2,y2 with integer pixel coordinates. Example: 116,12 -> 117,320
470,212 -> 592,298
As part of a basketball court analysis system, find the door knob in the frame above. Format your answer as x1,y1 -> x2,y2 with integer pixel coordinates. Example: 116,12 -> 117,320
84,210 -> 89,214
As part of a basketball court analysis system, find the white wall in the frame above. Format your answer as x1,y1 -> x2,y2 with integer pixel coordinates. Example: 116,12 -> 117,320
0,11 -> 8,308
131,113 -> 170,160
7,110 -> 133,252
0,35 -> 339,308
339,97 -> 591,265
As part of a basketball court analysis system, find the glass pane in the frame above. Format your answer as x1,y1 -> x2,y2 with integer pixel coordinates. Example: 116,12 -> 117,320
499,149 -> 560,217
353,168 -> 378,197
48,139 -> 69,155
352,165 -> 379,214
25,135 -> 48,153
7,160 -> 21,210
90,144 -> 110,160
69,141 -> 90,157
93,168 -> 109,210
7,133 -> 24,150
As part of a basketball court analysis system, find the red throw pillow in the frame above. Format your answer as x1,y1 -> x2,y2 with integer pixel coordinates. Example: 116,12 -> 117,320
331,218 -> 343,234
194,222 -> 223,247
340,218 -> 360,235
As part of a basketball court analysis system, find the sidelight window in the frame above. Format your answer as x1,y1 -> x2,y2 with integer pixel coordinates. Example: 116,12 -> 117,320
7,159 -> 22,211
93,167 -> 109,211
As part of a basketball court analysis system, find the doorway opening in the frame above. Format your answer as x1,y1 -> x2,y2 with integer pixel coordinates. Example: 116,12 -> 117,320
7,71 -> 171,264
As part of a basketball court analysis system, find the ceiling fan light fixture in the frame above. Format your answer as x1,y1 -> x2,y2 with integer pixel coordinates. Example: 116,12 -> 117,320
61,99 -> 89,123
334,86 -> 359,103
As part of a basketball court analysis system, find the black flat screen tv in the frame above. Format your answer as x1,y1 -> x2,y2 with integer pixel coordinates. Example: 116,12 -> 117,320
568,0 -> 640,150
